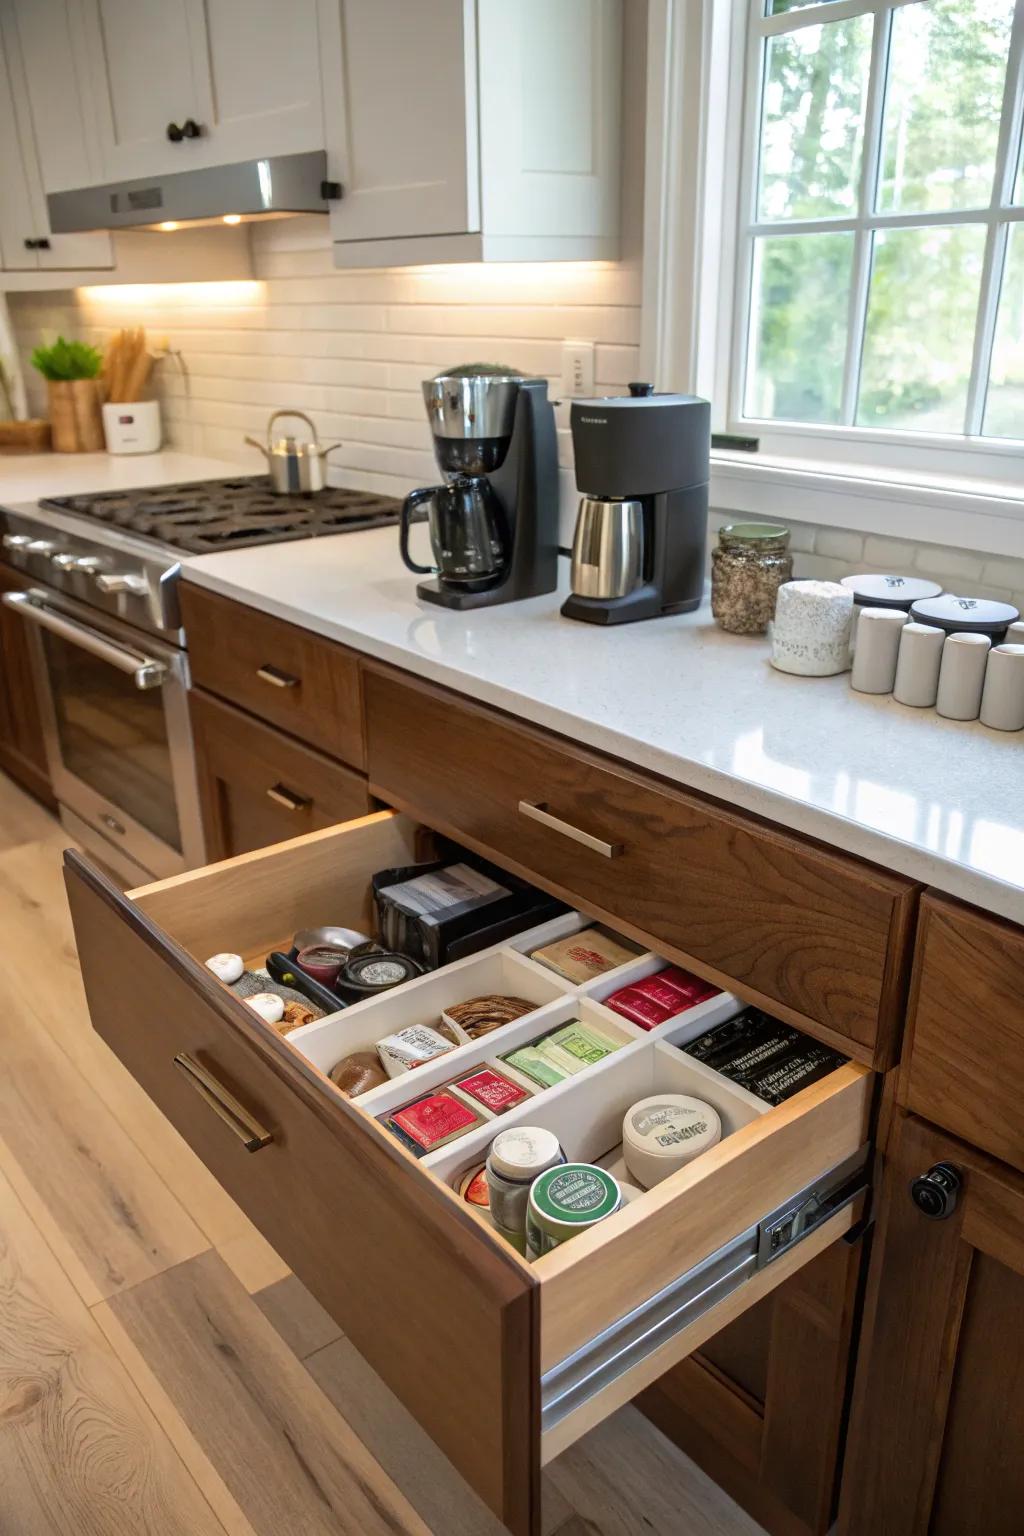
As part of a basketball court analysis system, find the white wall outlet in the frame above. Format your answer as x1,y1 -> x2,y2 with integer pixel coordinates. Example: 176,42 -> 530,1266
561,340 -> 595,399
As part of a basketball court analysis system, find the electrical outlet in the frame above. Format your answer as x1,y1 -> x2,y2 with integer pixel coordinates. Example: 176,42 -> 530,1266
561,340 -> 595,399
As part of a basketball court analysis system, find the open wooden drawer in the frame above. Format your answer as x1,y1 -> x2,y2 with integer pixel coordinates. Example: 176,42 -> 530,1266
64,809 -> 873,1536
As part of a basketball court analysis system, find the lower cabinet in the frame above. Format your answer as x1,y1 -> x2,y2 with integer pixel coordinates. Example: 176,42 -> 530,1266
189,687 -> 371,860
641,1231 -> 864,1536
0,561 -> 53,805
64,807 -> 873,1536
839,1110 -> 1024,1534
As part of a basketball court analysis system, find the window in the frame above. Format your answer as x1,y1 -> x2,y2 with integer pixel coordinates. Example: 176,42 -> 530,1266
731,0 -> 1024,456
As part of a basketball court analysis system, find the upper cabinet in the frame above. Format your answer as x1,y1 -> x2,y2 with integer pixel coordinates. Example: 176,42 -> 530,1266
75,0 -> 327,184
0,0 -> 113,271
329,0 -> 623,266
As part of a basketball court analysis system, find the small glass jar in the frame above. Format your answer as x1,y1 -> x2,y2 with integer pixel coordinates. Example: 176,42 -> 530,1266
711,522 -> 793,635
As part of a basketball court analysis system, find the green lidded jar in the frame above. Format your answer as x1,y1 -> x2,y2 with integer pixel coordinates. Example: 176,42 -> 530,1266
526,1163 -> 621,1259
711,522 -> 793,635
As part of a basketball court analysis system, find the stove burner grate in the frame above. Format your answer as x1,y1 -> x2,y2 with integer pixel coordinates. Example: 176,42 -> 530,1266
41,475 -> 401,553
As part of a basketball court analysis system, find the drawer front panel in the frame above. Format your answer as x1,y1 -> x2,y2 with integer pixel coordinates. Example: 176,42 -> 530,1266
190,688 -> 371,860
63,848 -> 538,1536
181,584 -> 365,767
365,667 -> 915,1064
904,894 -> 1024,1172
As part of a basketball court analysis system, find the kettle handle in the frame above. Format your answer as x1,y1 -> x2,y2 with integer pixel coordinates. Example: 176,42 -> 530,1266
266,408 -> 319,446
400,487 -> 439,575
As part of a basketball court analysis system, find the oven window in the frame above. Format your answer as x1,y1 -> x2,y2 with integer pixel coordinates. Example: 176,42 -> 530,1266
42,630 -> 182,853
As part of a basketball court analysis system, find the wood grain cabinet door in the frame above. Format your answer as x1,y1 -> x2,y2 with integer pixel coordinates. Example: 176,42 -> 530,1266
839,1111 -> 1024,1535
0,561 -> 53,804
363,665 -> 917,1068
903,893 -> 1024,1173
189,688 -> 370,860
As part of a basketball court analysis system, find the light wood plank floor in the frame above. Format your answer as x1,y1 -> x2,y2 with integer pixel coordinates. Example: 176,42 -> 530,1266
0,773 -> 766,1536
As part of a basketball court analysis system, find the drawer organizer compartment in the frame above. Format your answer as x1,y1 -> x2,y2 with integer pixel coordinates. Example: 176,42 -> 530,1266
65,809 -> 873,1536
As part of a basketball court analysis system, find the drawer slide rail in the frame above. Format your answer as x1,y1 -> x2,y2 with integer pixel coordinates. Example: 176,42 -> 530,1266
541,1145 -> 870,1435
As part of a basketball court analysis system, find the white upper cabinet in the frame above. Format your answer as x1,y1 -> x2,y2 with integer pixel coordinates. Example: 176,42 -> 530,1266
0,0 -> 113,270
329,0 -> 622,266
77,0 -> 326,184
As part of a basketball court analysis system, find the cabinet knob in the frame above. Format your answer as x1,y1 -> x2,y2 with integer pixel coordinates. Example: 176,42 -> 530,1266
23,236 -> 51,250
910,1162 -> 962,1220
167,122 -> 184,142
167,119 -> 201,142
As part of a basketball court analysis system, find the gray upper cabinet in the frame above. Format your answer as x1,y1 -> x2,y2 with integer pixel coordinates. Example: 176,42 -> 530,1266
0,0 -> 113,270
329,0 -> 623,266
76,0 -> 327,184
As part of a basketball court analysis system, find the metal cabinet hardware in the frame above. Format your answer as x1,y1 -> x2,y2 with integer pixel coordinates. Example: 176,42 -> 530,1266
910,1162 -> 962,1220
267,783 -> 311,812
173,1053 -> 273,1152
518,800 -> 623,858
167,118 -> 202,142
256,664 -> 300,688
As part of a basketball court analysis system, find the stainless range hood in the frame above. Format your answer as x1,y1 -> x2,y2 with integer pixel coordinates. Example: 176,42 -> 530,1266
47,151 -> 338,233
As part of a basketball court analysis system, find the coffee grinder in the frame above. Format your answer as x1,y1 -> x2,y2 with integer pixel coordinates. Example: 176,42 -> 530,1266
562,384 -> 710,624
399,364 -> 559,610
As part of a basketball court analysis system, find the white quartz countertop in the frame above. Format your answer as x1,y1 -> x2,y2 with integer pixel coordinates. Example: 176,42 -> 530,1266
0,449 -> 238,503
180,525 -> 1023,924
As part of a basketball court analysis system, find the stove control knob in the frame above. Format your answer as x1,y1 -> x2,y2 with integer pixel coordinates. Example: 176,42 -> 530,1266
2,533 -> 33,550
51,552 -> 103,573
95,571 -> 148,596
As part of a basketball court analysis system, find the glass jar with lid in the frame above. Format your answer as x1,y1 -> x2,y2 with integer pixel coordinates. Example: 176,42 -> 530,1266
711,522 -> 793,635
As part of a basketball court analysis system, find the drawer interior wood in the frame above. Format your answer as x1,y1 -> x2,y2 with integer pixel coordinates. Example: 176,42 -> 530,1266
66,808 -> 874,1534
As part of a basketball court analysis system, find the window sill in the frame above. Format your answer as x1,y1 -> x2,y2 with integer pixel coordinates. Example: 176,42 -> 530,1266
710,451 -> 1024,561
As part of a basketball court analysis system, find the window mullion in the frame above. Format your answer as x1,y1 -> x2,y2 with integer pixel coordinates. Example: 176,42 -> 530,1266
840,6 -> 891,426
965,0 -> 1024,435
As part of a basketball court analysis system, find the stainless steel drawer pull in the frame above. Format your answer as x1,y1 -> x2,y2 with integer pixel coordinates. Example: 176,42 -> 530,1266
257,664 -> 299,688
266,783 -> 311,811
173,1053 -> 273,1152
518,800 -> 623,858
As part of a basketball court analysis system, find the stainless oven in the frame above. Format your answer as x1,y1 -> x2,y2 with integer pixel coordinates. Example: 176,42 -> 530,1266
3,586 -> 204,878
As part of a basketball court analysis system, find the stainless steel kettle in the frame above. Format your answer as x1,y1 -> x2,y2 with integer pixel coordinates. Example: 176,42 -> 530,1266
244,410 -> 342,493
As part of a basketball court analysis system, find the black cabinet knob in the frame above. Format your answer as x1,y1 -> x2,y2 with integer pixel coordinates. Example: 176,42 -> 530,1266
167,121 -> 184,142
910,1162 -> 962,1220
23,236 -> 51,250
182,118 -> 202,139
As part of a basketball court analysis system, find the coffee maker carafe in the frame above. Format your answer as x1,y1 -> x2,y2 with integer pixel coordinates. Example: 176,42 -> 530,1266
562,384 -> 711,625
400,364 -> 559,610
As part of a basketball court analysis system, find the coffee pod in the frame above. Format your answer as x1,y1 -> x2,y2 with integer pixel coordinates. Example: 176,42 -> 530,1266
246,991 -> 285,1024
850,607 -> 908,695
206,952 -> 243,983
936,633 -> 991,721
622,1094 -> 722,1188
893,621 -> 945,708
980,644 -> 1024,732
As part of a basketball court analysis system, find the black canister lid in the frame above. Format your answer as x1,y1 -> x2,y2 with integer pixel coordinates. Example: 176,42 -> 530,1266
910,593 -> 1020,634
841,574 -> 942,610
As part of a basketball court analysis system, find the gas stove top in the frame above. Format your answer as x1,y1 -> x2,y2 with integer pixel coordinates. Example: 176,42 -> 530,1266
40,475 -> 401,554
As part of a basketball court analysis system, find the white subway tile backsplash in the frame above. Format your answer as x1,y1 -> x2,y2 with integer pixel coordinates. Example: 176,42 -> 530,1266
912,545 -> 985,584
862,535 -> 919,568
814,529 -> 865,563
982,556 -> 1024,590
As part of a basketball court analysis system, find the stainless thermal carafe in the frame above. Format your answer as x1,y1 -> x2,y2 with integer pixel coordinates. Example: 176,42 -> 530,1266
569,496 -> 644,599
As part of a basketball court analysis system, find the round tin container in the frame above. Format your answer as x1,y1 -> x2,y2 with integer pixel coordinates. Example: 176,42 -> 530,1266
840,573 -> 942,610
526,1163 -> 621,1258
910,593 -> 1020,641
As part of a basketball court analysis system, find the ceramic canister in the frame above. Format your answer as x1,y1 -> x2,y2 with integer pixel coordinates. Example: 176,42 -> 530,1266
980,644 -> 1024,732
850,608 -> 908,695
893,621 -> 945,708
936,633 -> 992,721
770,580 -> 853,676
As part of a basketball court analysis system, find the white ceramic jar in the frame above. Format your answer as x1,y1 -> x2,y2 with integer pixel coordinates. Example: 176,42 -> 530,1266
936,633 -> 992,720
980,644 -> 1024,731
893,621 -> 945,707
851,608 -> 908,695
770,580 -> 853,676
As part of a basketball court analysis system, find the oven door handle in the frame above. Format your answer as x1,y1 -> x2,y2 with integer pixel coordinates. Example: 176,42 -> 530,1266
2,590 -> 167,690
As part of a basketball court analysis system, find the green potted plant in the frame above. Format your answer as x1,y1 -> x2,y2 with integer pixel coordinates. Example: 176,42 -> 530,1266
31,336 -> 104,452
